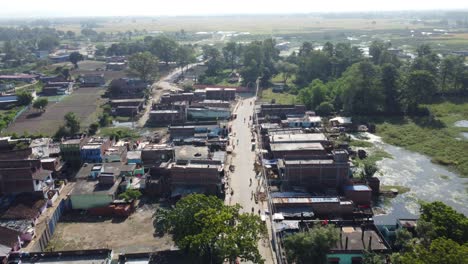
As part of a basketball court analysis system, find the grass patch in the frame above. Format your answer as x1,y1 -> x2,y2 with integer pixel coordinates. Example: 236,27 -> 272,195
439,175 -> 450,180
99,127 -> 139,140
376,100 -> 468,177
381,185 -> 411,194
260,88 -> 297,105
349,139 -> 373,148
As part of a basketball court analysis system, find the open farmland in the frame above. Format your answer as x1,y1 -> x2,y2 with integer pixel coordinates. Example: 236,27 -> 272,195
6,87 -> 106,136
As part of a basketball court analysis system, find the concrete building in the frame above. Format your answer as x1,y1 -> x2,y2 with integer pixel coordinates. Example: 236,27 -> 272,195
169,162 -> 223,196
80,137 -> 112,163
149,109 -> 186,125
109,78 -> 148,98
60,137 -> 87,167
278,150 -> 350,190
141,144 -> 174,167
205,87 -> 236,101
270,142 -> 327,159
257,104 -> 306,119
80,74 -> 105,87
0,159 -> 53,195
344,185 -> 372,206
7,249 -> 113,263
282,115 -> 322,128
160,92 -> 195,104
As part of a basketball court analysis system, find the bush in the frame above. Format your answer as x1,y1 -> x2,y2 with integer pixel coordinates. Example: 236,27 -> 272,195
315,101 -> 334,116
119,189 -> 142,202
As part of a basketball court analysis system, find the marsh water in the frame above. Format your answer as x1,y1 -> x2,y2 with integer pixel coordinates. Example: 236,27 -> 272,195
353,133 -> 468,225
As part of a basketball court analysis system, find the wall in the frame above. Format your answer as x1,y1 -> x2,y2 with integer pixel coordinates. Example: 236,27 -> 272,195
28,198 -> 71,252
70,194 -> 113,210
327,253 -> 363,264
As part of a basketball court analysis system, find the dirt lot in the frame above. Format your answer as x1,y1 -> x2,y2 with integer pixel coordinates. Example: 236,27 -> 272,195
47,203 -> 174,254
6,87 -> 106,135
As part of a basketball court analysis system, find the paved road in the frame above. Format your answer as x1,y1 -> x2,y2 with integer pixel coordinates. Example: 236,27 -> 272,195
227,97 -> 275,264
137,63 -> 202,127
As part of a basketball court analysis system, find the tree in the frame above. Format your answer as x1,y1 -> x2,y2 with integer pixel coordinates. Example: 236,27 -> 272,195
150,36 -> 178,65
128,51 -> 159,82
315,101 -> 334,116
38,36 -> 59,51
16,91 -> 33,106
32,97 -> 48,112
202,45 -> 224,76
394,228 -> 414,251
403,70 -> 437,108
419,201 -> 468,244
176,45 -> 195,74
88,122 -> 99,135
398,238 -> 468,264
154,194 -> 265,264
222,42 -> 241,71
69,52 -> 84,69
362,251 -> 386,264
64,112 -> 80,135
283,225 -> 340,264
381,63 -> 401,113
275,60 -> 298,84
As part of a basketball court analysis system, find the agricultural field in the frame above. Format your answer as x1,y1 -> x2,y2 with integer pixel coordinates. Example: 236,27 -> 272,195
5,87 -> 106,136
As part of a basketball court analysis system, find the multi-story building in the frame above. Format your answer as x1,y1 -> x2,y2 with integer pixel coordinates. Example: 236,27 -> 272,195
80,137 -> 112,163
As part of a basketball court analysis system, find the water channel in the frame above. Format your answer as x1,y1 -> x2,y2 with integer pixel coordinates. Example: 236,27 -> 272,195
353,133 -> 468,225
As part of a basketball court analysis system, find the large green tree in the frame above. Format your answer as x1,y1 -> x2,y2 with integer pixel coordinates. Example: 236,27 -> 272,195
275,60 -> 298,85
222,42 -> 242,71
69,52 -> 84,69
381,63 -> 402,113
154,194 -> 266,264
32,97 -> 48,112
396,238 -> 468,264
419,201 -> 468,244
150,36 -> 178,65
64,112 -> 80,135
283,225 -> 340,264
403,70 -> 438,107
128,51 -> 159,82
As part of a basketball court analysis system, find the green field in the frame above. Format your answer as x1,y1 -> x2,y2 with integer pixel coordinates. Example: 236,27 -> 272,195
260,88 -> 297,105
376,99 -> 468,177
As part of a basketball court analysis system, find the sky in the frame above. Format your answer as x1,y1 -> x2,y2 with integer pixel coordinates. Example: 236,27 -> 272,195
1,0 -> 468,17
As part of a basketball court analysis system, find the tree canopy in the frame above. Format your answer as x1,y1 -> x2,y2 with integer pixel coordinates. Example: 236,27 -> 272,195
154,194 -> 266,264
128,51 -> 159,82
283,225 -> 339,264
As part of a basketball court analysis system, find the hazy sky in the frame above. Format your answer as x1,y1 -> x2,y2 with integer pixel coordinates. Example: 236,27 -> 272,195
2,0 -> 468,17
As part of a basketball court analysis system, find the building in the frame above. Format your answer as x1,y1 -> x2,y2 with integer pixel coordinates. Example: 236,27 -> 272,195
169,162 -> 223,196
141,144 -> 174,167
80,137 -> 112,163
344,185 -> 372,206
109,78 -> 148,98
327,224 -> 391,263
110,98 -> 145,117
192,99 -> 230,108
205,87 -> 236,101
127,151 -> 142,165
159,92 -> 195,104
60,136 -> 87,167
71,164 -> 123,210
7,249 -> 113,263
80,74 -> 105,87
187,107 -> 231,120
103,145 -> 127,163
257,104 -> 306,119
106,62 -> 126,71
0,74 -> 37,83
282,115 -> 322,128
270,142 -> 327,159
149,110 -> 186,126
0,95 -> 18,109
0,159 -> 53,195
271,193 -> 354,218
329,116 -> 353,127
269,133 -> 328,144
277,150 -> 350,190
41,82 -> 73,96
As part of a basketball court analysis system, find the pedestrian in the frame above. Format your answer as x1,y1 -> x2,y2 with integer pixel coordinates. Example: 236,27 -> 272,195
258,209 -> 261,215
251,207 -> 254,213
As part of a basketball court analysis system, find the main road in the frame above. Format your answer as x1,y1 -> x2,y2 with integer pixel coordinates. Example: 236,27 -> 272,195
227,97 -> 276,264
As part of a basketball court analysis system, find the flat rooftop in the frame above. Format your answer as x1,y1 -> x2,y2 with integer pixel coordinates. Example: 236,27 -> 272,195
150,110 -> 179,114
270,133 -> 327,143
270,142 -> 324,152
332,226 -> 389,251
272,197 -> 339,204
7,249 -> 112,264
71,178 -> 122,196
174,145 -> 209,161
281,159 -> 335,165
